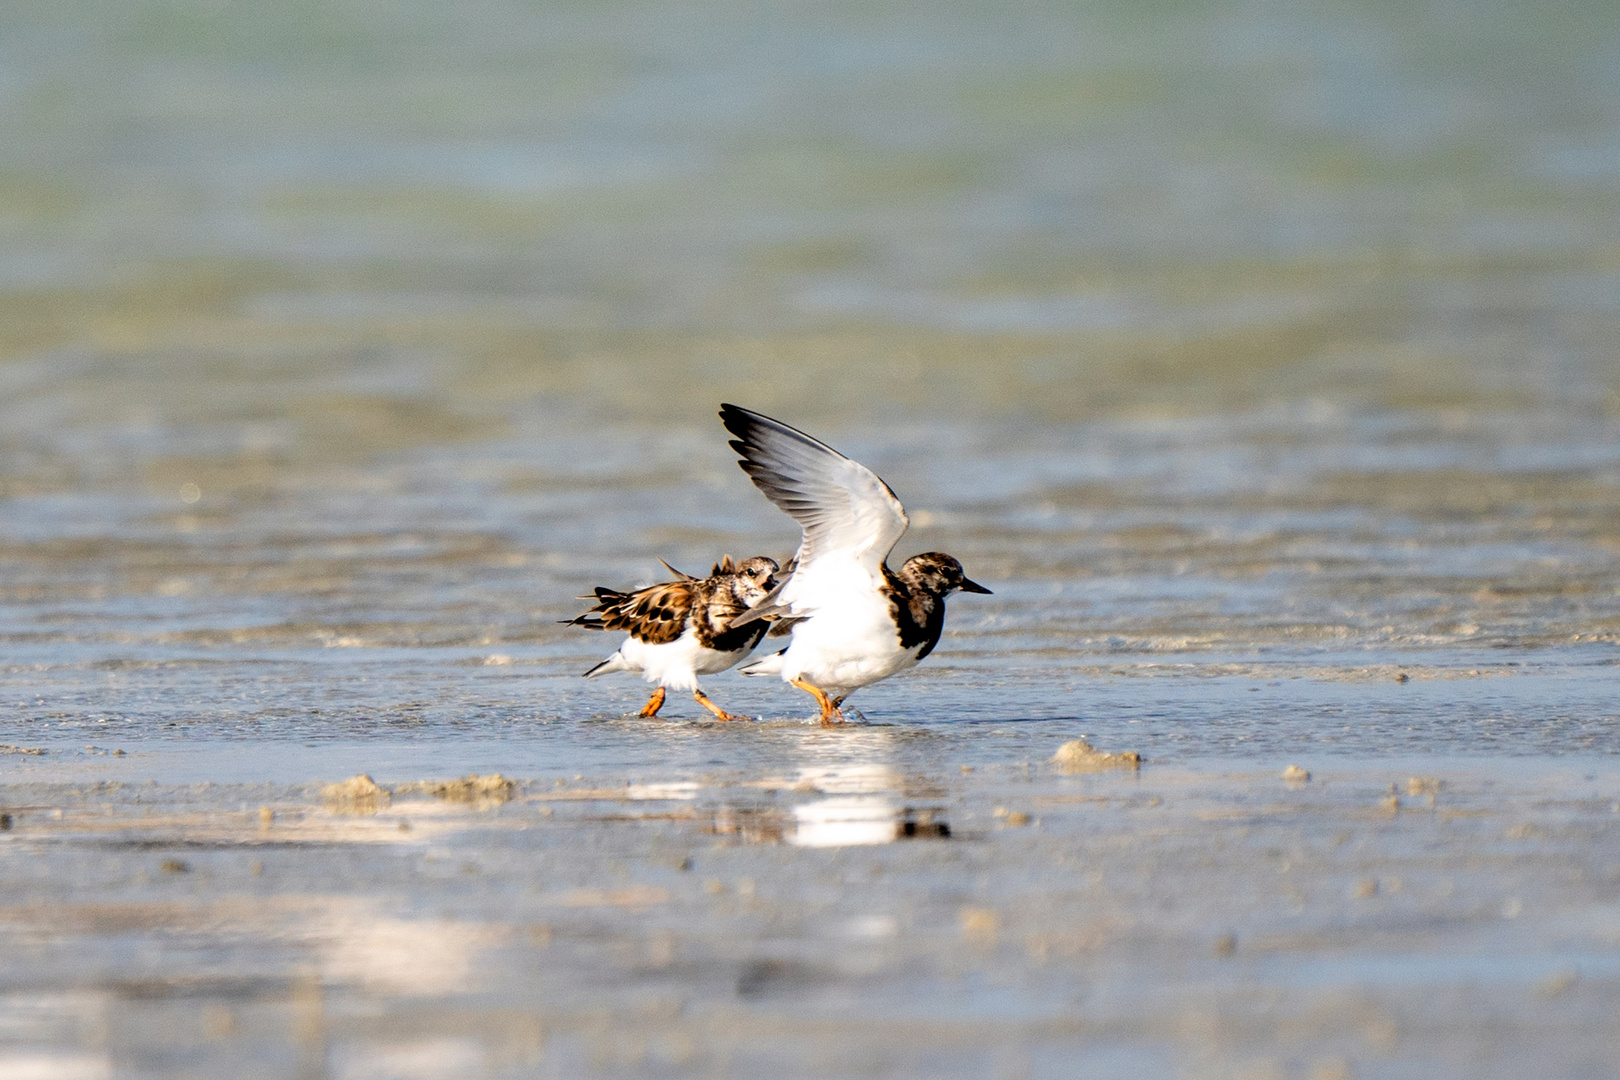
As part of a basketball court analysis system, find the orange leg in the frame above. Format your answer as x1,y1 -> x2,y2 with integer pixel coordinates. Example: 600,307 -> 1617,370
692,689 -> 752,722
638,686 -> 666,718
791,678 -> 844,725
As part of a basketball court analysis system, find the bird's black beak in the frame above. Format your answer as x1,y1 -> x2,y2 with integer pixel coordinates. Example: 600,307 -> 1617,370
959,577 -> 992,594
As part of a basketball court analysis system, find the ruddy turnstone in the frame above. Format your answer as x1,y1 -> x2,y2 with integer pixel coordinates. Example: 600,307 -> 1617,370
569,555 -> 779,721
719,404 -> 990,724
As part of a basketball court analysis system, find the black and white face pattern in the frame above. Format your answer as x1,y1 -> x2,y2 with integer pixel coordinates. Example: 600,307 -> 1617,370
729,556 -> 779,607
695,555 -> 780,654
733,555 -> 778,588
898,552 -> 992,599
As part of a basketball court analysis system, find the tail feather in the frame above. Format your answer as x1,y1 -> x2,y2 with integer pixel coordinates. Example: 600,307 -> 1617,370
563,586 -> 634,628
583,652 -> 631,678
738,649 -> 786,677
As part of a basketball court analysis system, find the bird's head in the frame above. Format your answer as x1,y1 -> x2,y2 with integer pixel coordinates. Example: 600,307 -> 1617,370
900,553 -> 992,598
731,555 -> 781,604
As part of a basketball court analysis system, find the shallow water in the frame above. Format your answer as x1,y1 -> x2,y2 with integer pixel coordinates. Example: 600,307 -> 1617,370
5,753 -> 1620,1080
3,0 -> 1620,1076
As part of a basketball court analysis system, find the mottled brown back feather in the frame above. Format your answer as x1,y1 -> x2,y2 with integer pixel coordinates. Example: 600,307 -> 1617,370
690,577 -> 769,653
567,555 -> 779,652
567,580 -> 697,645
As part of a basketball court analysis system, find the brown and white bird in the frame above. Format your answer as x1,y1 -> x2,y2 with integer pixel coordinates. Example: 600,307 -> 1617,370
569,555 -> 779,721
720,405 -> 991,724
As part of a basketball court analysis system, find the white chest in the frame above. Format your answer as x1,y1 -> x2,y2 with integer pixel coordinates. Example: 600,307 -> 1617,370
618,627 -> 752,689
780,589 -> 916,693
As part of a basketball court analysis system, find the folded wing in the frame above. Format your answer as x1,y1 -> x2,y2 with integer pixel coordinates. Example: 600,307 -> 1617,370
567,581 -> 694,645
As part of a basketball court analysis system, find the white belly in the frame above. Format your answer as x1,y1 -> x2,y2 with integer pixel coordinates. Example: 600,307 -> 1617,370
778,589 -> 918,699
617,628 -> 754,690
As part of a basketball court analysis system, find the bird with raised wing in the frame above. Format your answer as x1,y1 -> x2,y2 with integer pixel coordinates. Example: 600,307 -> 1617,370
719,405 -> 990,724
568,555 -> 779,721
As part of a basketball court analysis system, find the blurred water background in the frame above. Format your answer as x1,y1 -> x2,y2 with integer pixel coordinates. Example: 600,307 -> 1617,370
4,1 -> 1620,1077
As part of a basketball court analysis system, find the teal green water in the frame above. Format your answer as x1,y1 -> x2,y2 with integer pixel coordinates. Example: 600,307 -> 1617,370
3,2 -> 1620,1077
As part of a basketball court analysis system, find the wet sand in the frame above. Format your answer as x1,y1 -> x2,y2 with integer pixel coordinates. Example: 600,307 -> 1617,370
5,723 -> 1620,1079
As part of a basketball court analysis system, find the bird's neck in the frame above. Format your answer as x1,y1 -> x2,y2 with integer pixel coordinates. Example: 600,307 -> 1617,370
883,565 -> 946,650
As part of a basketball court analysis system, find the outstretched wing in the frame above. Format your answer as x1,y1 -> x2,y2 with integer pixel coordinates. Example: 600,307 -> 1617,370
719,404 -> 908,614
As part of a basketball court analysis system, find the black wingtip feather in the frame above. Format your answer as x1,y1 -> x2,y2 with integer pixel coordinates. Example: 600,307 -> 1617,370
718,402 -> 910,562
721,404 -> 846,460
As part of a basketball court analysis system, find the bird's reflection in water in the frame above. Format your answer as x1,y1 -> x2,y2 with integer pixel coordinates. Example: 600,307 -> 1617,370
786,731 -> 948,847
792,792 -> 904,847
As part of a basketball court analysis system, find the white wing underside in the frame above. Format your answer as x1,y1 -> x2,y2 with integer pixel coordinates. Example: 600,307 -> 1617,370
720,405 -> 909,618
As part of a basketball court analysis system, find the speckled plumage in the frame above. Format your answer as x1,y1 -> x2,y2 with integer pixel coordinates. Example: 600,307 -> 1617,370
880,553 -> 978,660
569,555 -> 779,720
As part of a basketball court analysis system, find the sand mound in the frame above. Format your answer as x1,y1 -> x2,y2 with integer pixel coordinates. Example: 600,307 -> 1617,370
322,774 -> 391,813
1051,739 -> 1141,773
398,774 -> 517,806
